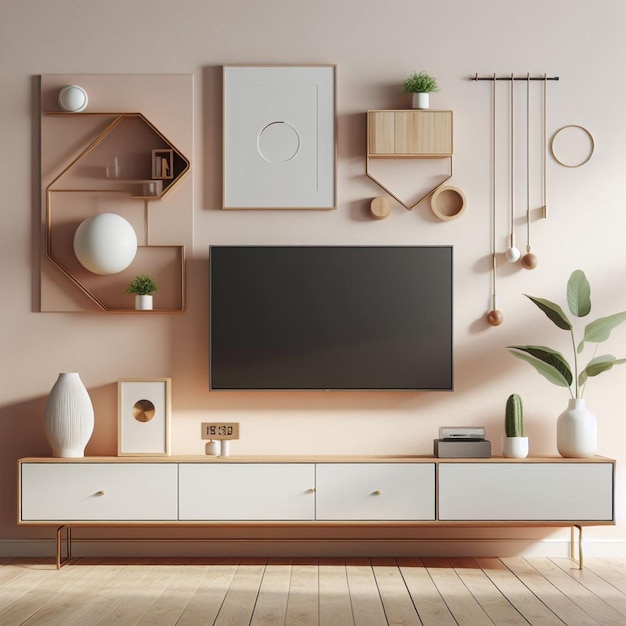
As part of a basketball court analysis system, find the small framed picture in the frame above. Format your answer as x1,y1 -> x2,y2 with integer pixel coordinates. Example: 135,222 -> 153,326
118,378 -> 171,456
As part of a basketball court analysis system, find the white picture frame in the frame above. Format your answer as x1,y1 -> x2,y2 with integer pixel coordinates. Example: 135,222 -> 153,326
118,378 -> 171,456
223,64 -> 337,210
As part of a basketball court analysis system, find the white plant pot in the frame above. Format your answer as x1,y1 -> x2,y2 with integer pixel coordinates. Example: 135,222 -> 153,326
557,399 -> 597,458
43,373 -> 94,458
135,295 -> 153,310
501,436 -> 529,459
412,93 -> 429,109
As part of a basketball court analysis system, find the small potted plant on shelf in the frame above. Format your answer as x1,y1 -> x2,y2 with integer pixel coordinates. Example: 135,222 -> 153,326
126,274 -> 157,311
402,70 -> 440,109
502,393 -> 528,458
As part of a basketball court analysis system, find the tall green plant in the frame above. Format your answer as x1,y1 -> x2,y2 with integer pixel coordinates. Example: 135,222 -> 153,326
505,394 -> 524,437
508,270 -> 626,399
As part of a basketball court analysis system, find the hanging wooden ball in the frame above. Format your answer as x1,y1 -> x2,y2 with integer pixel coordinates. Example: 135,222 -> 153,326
521,253 -> 538,270
487,309 -> 504,326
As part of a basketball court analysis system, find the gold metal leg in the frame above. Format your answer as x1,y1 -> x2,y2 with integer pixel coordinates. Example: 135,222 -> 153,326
571,524 -> 583,570
56,525 -> 72,569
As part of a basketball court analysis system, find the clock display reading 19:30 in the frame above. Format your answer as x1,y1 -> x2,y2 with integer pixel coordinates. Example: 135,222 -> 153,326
201,422 -> 240,440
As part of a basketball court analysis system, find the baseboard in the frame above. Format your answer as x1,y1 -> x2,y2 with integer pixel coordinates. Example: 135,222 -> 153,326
3,538 -> 626,559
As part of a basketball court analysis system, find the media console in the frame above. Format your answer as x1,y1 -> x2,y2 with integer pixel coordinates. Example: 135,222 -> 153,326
18,456 -> 615,569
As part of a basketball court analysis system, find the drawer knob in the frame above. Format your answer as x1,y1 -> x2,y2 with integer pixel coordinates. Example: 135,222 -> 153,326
373,490 -> 382,496
308,487 -> 316,493
96,490 -> 106,496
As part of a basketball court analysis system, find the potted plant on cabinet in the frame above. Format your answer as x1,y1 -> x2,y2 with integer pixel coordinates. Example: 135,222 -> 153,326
126,274 -> 157,310
507,270 -> 626,457
502,393 -> 528,458
402,71 -> 440,109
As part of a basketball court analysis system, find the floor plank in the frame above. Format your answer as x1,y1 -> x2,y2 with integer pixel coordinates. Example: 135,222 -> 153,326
423,557 -> 492,626
345,558 -> 389,626
551,557 -> 626,619
371,557 -> 421,625
585,558 -> 626,594
285,558 -> 319,626
250,558 -> 292,626
319,557 -> 356,626
137,561 -> 207,625
176,559 -> 240,626
476,557 -> 564,626
213,558 -> 266,626
449,557 -> 529,626
526,557 -> 626,626
93,559 -> 184,626
62,560 -> 156,626
398,557 -> 456,626
502,556 -> 602,626
0,558 -> 100,626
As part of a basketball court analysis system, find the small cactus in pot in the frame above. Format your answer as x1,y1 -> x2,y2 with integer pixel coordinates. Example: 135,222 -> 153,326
502,393 -> 529,458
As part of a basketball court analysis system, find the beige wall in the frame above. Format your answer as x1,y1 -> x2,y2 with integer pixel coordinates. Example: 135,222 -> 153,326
1,0 -> 625,556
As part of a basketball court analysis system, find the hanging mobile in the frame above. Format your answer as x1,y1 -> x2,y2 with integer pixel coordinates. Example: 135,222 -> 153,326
487,74 -> 503,326
504,73 -> 520,263
521,73 -> 538,270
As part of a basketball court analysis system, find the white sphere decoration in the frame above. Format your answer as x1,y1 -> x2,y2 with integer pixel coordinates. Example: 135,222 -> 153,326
504,246 -> 521,263
73,213 -> 138,275
58,85 -> 88,112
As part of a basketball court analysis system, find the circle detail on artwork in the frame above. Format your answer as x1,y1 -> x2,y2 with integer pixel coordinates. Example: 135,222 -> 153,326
257,121 -> 301,163
133,399 -> 155,423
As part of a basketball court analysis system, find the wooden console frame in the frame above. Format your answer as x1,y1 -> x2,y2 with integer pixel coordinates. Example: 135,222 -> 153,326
18,455 -> 615,569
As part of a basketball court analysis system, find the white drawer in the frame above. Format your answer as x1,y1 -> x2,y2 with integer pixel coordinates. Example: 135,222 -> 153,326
179,463 -> 316,520
20,463 -> 178,521
315,463 -> 435,520
438,462 -> 614,521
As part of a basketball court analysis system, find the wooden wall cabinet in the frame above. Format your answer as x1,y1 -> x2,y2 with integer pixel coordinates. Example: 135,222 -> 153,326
368,110 -> 453,157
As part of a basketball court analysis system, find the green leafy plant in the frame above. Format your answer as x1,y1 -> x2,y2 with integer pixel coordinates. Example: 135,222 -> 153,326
507,270 -> 626,399
402,71 -> 440,94
505,393 -> 524,437
125,274 -> 157,296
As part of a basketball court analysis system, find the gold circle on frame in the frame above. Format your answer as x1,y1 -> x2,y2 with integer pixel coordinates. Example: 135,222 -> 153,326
132,399 -> 156,423
550,125 -> 595,168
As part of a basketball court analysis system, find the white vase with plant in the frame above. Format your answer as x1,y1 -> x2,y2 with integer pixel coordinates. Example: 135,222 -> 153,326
507,270 -> 626,457
126,274 -> 157,310
401,71 -> 440,109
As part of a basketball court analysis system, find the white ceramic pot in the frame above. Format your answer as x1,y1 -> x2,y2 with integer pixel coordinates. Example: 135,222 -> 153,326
557,398 -> 597,458
412,93 -> 429,109
43,373 -> 94,458
501,436 -> 529,459
135,295 -> 153,310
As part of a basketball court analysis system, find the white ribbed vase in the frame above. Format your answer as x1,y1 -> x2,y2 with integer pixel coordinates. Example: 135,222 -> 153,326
43,373 -> 94,458
557,398 -> 597,458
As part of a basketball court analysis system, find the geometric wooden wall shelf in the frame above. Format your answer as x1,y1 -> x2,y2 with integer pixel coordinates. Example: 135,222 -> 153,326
40,74 -> 193,313
366,109 -> 453,211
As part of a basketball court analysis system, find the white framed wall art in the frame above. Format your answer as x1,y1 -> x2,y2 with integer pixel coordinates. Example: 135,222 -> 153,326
223,64 -> 337,210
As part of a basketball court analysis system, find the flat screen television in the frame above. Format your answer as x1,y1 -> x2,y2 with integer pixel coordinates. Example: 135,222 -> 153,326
209,246 -> 453,391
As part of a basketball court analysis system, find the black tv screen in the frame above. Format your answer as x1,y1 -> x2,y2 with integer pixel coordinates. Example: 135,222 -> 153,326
209,246 -> 453,391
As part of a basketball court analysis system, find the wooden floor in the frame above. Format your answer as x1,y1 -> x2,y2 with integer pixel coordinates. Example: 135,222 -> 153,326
0,556 -> 625,625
